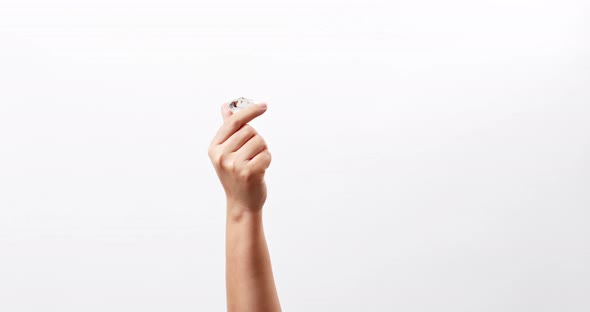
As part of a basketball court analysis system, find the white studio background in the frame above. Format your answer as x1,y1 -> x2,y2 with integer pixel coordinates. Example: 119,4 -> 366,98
0,0 -> 589,311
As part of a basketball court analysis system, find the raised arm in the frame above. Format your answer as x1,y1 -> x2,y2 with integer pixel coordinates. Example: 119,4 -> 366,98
208,102 -> 281,312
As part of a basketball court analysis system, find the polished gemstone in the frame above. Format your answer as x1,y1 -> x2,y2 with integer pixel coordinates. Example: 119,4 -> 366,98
228,97 -> 256,113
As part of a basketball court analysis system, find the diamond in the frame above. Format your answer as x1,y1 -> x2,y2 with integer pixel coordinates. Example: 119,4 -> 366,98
228,97 -> 256,113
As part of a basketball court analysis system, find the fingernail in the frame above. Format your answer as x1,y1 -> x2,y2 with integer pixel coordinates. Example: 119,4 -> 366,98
258,103 -> 268,110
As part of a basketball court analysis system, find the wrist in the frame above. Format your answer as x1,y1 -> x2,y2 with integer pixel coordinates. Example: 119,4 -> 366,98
226,202 -> 263,224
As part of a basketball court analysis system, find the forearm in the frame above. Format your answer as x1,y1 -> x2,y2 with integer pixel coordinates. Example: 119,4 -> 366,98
225,206 -> 281,312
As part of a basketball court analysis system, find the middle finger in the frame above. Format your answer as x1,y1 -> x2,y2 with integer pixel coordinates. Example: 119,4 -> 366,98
221,125 -> 257,153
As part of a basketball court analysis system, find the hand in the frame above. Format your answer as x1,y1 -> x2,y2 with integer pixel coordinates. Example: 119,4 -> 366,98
208,102 -> 272,216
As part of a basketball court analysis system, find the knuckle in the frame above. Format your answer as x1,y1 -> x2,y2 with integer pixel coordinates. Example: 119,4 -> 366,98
215,153 -> 226,166
208,147 -> 220,162
248,125 -> 258,135
238,167 -> 252,180
254,135 -> 265,146
242,124 -> 253,132
237,125 -> 253,138
221,156 -> 236,171
244,125 -> 257,136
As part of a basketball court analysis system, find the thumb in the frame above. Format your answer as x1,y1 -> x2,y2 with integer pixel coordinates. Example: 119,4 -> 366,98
220,102 -> 232,122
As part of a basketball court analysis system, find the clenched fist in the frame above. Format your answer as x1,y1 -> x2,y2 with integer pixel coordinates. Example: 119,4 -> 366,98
208,102 -> 272,216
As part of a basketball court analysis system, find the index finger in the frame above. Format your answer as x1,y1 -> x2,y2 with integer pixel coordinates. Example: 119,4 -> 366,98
211,102 -> 267,145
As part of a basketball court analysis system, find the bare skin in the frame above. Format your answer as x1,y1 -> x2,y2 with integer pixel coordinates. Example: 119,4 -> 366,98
208,102 -> 281,312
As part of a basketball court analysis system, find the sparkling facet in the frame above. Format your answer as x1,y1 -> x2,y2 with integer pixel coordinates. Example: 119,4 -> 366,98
228,97 -> 256,113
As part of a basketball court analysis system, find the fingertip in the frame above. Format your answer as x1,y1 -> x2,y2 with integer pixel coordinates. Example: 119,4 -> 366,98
242,101 -> 267,115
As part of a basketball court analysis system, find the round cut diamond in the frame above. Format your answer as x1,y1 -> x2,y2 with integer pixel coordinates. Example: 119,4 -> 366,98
228,97 -> 256,113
